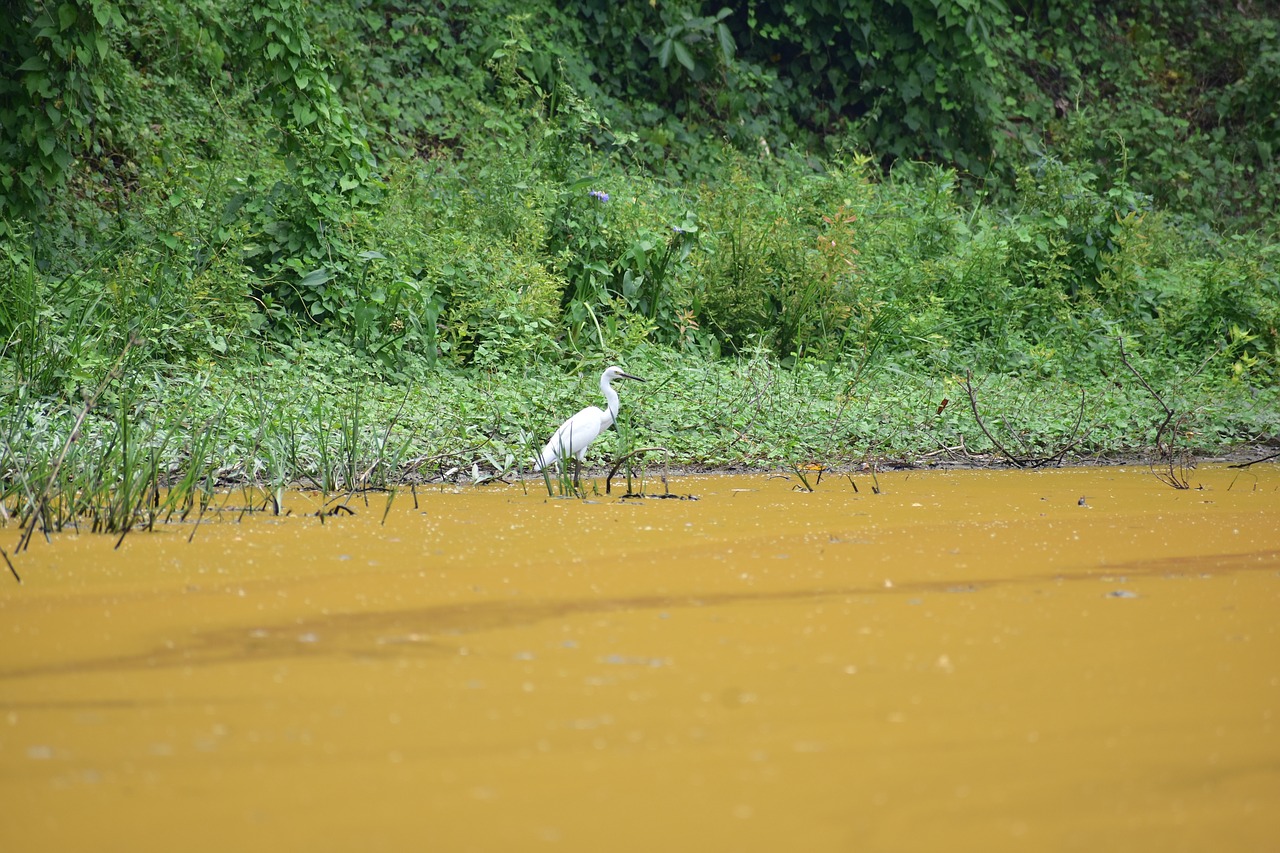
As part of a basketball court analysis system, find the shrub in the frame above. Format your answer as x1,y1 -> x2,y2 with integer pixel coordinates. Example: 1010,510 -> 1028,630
694,161 -> 865,359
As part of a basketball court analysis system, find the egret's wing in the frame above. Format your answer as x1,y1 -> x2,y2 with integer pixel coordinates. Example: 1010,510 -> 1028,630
535,407 -> 606,470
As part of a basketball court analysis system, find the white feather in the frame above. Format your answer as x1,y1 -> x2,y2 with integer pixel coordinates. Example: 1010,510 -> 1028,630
533,366 -> 644,473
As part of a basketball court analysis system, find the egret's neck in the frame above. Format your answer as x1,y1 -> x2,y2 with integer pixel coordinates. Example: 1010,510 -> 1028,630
600,375 -> 621,422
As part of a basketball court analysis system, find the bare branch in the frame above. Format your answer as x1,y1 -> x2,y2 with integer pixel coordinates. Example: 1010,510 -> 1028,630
964,370 -> 1025,468
1228,449 -> 1280,469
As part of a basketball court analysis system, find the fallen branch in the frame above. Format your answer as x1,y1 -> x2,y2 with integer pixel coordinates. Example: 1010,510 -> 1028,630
1228,449 -> 1280,469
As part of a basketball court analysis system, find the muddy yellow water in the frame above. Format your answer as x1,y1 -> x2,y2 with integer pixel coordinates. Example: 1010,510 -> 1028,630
2,466 -> 1279,852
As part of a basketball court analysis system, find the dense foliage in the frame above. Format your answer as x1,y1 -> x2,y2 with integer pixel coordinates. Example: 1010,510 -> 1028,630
0,0 -> 1278,497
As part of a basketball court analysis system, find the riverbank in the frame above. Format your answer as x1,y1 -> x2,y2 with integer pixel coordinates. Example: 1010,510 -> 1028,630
4,342 -> 1277,499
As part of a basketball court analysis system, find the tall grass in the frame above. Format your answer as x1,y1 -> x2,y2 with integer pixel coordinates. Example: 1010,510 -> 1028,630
0,353 -> 428,548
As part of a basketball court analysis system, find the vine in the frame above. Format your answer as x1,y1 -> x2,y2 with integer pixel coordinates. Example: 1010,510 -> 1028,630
0,0 -> 126,228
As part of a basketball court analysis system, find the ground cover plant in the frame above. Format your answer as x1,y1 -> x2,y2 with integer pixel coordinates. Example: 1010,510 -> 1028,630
1,0 -> 1278,540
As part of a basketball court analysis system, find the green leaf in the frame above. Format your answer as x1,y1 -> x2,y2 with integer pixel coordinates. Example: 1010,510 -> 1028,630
293,103 -> 317,126
17,55 -> 48,72
657,39 -> 673,69
58,3 -> 77,30
299,268 -> 332,289
716,23 -> 735,62
621,270 -> 643,298
672,42 -> 695,72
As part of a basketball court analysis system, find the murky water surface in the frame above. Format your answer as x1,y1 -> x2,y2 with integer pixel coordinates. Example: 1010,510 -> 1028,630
2,466 -> 1278,852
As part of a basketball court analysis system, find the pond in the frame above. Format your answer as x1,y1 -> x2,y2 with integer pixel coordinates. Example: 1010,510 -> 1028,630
2,465 -> 1278,851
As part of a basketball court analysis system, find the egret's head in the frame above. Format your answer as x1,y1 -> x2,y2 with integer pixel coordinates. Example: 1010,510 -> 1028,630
603,365 -> 646,384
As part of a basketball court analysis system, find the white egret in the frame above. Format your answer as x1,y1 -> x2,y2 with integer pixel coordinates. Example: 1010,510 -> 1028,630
533,366 -> 646,477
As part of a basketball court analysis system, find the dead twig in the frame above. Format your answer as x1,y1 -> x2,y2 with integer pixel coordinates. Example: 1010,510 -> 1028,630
964,370 -> 1025,468
605,447 -> 671,495
1,547 -> 20,584
963,372 -> 1087,470
401,443 -> 491,481
1115,336 -> 1191,489
1038,387 -> 1089,467
1115,337 -> 1176,452
1228,449 -> 1280,469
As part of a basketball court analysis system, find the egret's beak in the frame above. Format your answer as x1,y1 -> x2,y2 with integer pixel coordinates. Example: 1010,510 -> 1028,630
619,372 -> 646,382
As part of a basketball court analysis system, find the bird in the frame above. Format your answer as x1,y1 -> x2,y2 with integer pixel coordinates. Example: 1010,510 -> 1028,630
533,366 -> 646,478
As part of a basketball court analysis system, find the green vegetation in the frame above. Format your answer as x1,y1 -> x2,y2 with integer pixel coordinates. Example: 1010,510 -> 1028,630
1,0 -> 1278,534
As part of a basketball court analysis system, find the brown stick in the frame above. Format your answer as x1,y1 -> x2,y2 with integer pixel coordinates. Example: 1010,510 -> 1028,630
1115,336 -> 1191,488
1228,449 -> 1280,469
605,447 -> 671,495
963,370 -> 1025,468
1,547 -> 20,584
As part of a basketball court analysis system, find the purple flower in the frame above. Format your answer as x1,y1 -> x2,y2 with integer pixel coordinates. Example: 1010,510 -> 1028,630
588,190 -> 610,203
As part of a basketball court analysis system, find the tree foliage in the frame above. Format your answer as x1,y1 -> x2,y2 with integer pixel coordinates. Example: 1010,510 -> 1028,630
0,0 -> 1276,397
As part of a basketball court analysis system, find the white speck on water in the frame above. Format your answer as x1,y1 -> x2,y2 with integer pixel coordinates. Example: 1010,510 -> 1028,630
600,654 -> 670,668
